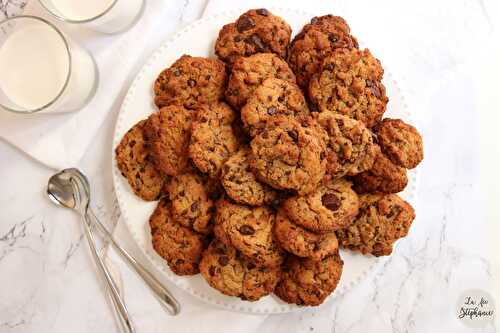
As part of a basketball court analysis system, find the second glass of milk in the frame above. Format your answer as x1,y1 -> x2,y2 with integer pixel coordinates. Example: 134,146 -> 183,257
38,0 -> 144,34
0,16 -> 97,114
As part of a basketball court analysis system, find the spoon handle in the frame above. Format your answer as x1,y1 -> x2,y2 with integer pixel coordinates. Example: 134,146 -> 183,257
82,212 -> 136,333
88,209 -> 181,315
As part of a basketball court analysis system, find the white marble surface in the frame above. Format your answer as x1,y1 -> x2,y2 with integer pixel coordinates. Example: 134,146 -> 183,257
0,0 -> 499,332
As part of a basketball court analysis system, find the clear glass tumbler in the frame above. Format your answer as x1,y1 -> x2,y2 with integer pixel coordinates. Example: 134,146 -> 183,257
0,16 -> 98,114
38,0 -> 144,34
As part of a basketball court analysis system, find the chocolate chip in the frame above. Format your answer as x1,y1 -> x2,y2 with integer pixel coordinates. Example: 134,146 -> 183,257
324,63 -> 334,71
246,34 -> 266,52
287,130 -> 298,142
310,17 -> 319,24
187,79 -> 197,87
179,190 -> 185,197
365,80 -> 373,87
267,107 -> 277,115
173,68 -> 182,76
239,225 -> 255,235
322,194 -> 341,211
320,152 -> 325,160
218,256 -> 229,266
328,33 -> 338,43
191,202 -> 199,212
234,35 -> 243,42
336,119 -> 344,128
277,96 -> 285,103
247,262 -> 256,270
370,84 -> 381,98
209,266 -> 216,276
237,16 -> 256,32
205,75 -> 211,80
256,8 -> 269,16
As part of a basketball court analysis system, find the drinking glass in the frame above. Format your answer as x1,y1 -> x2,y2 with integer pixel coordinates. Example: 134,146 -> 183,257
38,0 -> 144,34
0,16 -> 98,114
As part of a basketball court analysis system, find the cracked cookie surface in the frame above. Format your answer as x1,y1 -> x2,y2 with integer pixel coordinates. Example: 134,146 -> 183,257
200,240 -> 281,301
215,9 -> 291,65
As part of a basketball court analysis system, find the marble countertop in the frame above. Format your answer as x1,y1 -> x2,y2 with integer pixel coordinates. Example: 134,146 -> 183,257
0,0 -> 498,332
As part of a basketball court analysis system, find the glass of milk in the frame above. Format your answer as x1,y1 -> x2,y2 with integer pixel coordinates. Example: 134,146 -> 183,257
0,16 -> 97,114
38,0 -> 144,34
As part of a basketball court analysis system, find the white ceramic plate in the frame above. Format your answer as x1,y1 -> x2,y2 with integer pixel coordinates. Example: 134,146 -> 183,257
112,7 -> 418,314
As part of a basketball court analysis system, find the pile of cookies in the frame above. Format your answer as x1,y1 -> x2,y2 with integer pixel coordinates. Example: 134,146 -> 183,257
115,9 -> 423,306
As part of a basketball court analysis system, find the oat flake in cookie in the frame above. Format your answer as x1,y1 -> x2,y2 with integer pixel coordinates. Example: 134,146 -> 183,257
189,102 -> 240,178
309,48 -> 388,128
240,78 -> 310,136
225,53 -> 296,109
144,104 -> 193,176
274,253 -> 343,306
214,199 -> 285,268
336,193 -> 415,256
115,120 -> 165,201
249,117 -> 326,195
215,9 -> 291,65
375,118 -> 424,169
167,172 -> 214,235
154,55 -> 227,109
283,178 -> 359,233
288,15 -> 359,88
274,208 -> 339,261
316,112 -> 377,178
150,199 -> 208,275
199,240 -> 281,301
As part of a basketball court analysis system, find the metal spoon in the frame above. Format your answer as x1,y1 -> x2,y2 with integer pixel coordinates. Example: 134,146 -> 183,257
48,169 -> 180,314
47,169 -> 135,333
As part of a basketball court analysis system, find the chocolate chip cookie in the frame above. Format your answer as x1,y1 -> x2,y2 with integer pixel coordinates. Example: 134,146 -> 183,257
315,112 -> 377,178
274,253 -> 343,306
154,55 -> 227,109
150,199 -> 208,275
308,48 -> 388,128
353,146 -> 408,194
215,9 -> 291,65
221,147 -> 278,206
288,15 -> 359,88
274,208 -> 339,260
282,178 -> 359,233
115,120 -> 166,201
199,240 -> 281,301
225,53 -> 296,109
167,172 -> 215,234
143,105 -> 193,176
240,78 -> 310,136
214,199 -> 285,268
375,118 -> 424,169
336,193 -> 415,256
189,102 -> 240,178
249,117 -> 326,195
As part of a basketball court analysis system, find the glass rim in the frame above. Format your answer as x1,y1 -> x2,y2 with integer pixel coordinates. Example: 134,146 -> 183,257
38,0 -> 118,24
0,15 -> 72,114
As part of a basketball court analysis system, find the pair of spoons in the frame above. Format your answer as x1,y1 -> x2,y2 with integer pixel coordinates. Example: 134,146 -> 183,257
47,168 -> 180,333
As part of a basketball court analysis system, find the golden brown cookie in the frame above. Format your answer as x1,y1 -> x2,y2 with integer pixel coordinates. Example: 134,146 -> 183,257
115,120 -> 166,201
221,147 -> 278,206
249,117 -> 326,195
315,112 -> 377,178
288,15 -> 359,88
375,118 -> 424,169
274,253 -> 343,306
215,9 -> 291,65
352,146 -> 408,194
282,178 -> 359,233
167,172 -> 215,234
225,53 -> 296,109
240,78 -> 310,136
143,105 -> 193,176
214,199 -> 285,268
274,208 -> 339,260
308,48 -> 388,128
149,199 -> 208,275
199,240 -> 281,301
336,193 -> 415,256
154,55 -> 227,109
189,102 -> 240,178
